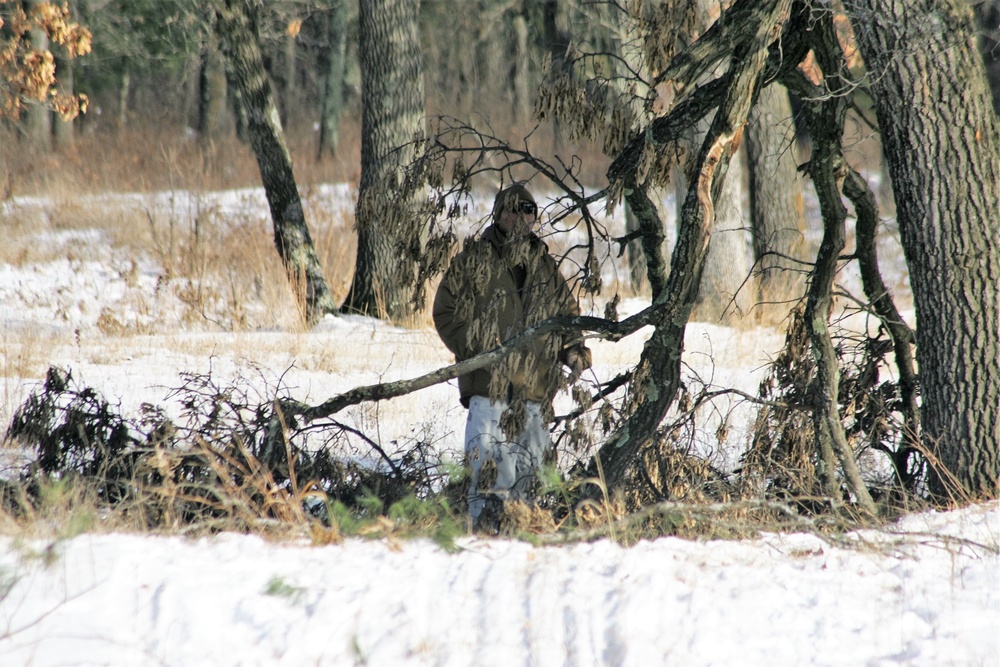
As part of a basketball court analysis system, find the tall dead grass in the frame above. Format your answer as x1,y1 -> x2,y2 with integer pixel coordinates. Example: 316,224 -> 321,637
1,119 -> 364,335
0,116 -> 362,197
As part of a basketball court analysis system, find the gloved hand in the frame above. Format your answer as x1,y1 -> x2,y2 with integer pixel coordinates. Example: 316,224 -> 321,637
563,345 -> 592,382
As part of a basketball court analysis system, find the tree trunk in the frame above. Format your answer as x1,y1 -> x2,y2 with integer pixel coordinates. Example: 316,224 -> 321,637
215,0 -> 338,323
849,0 -> 1000,499
624,187 -> 668,299
198,31 -> 230,142
792,12 -> 878,514
543,0 -> 571,152
611,1 -> 667,298
682,0 -> 755,325
691,145 -> 753,323
843,168 -> 920,489
278,26 -> 297,129
53,45 -> 75,150
317,0 -> 348,160
976,1 -> 1000,115
343,0 -> 426,320
23,0 -> 51,148
511,12 -> 532,127
597,0 -> 793,492
476,1 -> 504,116
746,81 -> 806,323
623,200 -> 649,295
117,68 -> 130,130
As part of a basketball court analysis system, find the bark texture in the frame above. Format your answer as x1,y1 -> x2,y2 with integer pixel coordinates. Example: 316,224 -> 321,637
215,0 -> 337,323
976,1 -> 1000,115
849,0 -> 1000,498
344,0 -> 426,320
746,81 -> 806,322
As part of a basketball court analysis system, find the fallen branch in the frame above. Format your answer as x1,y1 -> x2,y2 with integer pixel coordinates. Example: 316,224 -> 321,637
278,302 -> 670,424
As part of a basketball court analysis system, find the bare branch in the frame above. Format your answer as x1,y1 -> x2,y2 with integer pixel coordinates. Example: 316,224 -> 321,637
279,304 -> 671,425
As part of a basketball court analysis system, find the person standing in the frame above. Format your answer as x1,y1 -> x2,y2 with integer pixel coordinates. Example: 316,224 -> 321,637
433,183 -> 591,531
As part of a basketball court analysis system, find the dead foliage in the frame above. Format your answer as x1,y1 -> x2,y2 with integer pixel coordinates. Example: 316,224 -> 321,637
3,366 -> 443,539
745,304 -> 925,513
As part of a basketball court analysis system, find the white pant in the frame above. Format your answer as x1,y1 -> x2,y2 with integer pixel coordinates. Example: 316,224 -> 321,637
464,396 -> 550,522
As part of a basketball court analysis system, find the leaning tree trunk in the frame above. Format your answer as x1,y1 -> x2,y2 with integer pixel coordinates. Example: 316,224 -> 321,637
597,0 -> 793,492
746,82 -> 806,323
215,0 -> 338,323
849,0 -> 1000,499
343,0 -> 426,320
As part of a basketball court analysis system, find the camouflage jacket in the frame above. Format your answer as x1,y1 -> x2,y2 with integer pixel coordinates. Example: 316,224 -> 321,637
433,224 -> 588,408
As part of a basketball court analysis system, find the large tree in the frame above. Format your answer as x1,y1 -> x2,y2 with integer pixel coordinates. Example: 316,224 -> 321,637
342,0 -> 426,320
847,0 -> 1000,498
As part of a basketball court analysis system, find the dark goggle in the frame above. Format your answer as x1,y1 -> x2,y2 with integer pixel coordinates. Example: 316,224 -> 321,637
511,201 -> 537,216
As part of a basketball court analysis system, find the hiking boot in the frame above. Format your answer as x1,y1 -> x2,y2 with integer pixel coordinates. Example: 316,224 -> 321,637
473,493 -> 505,535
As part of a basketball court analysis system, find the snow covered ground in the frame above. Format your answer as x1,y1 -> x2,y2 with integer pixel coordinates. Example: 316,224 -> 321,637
1,184 -> 996,666
1,503 -> 997,666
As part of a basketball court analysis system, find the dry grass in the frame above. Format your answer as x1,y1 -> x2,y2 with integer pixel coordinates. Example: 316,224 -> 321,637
1,114 -> 364,332
2,161 -> 357,338
1,116 -> 362,197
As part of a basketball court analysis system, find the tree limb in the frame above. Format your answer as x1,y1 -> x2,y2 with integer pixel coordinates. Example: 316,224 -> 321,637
842,168 -> 920,487
594,0 -> 795,494
780,9 -> 878,517
279,305 -> 672,425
